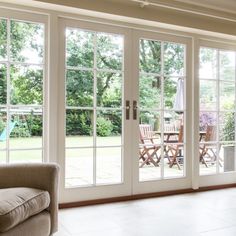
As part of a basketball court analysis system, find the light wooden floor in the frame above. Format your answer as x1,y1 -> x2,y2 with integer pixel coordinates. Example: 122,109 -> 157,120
55,188 -> 236,236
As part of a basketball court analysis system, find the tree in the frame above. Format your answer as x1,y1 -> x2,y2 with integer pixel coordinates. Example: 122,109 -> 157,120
0,21 -> 185,137
0,19 -> 7,105
66,30 -> 123,136
66,30 -> 185,136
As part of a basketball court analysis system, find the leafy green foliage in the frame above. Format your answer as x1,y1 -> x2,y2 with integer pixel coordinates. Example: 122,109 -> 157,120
223,112 -> 235,141
10,21 -> 44,63
65,34 -> 185,136
66,110 -> 92,136
139,39 -> 161,73
0,65 -> 7,105
0,19 -> 7,60
0,22 -> 185,138
0,116 -> 5,133
66,70 -> 93,107
9,113 -> 42,138
66,30 -> 94,68
97,33 -> 123,70
0,20 -> 44,137
96,116 -> 113,137
10,66 -> 43,105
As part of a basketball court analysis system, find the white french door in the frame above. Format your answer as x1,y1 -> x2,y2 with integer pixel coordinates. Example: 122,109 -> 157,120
58,19 -> 133,202
132,30 -> 192,194
198,40 -> 236,187
58,18 -> 193,202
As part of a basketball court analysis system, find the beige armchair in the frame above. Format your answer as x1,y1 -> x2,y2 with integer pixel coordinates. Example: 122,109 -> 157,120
0,163 -> 59,236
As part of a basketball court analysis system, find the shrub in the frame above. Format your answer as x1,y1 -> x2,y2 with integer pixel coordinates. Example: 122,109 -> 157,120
0,117 -> 4,133
223,112 -> 235,141
66,110 -> 92,136
30,116 -> 43,136
199,112 -> 216,131
96,117 -> 113,137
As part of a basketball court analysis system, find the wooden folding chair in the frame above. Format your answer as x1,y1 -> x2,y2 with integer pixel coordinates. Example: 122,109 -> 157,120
139,124 -> 161,168
199,125 -> 222,167
166,125 -> 184,170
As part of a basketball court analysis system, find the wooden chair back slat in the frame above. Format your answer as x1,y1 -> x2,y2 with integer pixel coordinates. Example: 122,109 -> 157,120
205,125 -> 216,142
178,125 -> 184,143
139,124 -> 153,142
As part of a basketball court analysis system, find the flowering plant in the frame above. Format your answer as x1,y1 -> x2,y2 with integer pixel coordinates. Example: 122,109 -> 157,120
199,112 -> 216,131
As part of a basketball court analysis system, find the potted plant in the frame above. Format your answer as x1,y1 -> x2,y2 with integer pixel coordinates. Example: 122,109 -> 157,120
223,112 -> 235,172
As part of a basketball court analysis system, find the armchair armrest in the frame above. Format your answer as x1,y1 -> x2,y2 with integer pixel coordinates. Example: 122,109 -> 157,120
0,163 -> 59,234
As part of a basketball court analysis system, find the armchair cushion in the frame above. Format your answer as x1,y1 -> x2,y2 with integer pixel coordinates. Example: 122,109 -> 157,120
0,187 -> 50,233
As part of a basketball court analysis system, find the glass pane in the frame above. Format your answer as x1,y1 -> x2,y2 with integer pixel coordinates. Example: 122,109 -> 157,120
0,109 -> 7,149
10,65 -> 43,105
66,148 -> 93,187
66,70 -> 93,107
96,147 -> 122,184
199,112 -> 218,176
139,111 -> 161,133
199,112 -> 217,132
199,143 -> 217,175
0,19 -> 7,60
220,143 -> 236,173
164,42 -> 185,76
219,112 -> 235,142
139,111 -> 161,181
219,82 -> 235,110
164,111 -> 183,134
97,33 -> 123,71
97,72 -> 122,108
164,77 -> 184,110
66,109 -> 93,147
139,75 -> 161,109
164,144 -> 184,178
0,151 -> 6,163
139,149 -> 161,181
66,28 -> 94,68
200,80 -> 217,110
163,112 -> 184,178
139,39 -> 161,74
199,48 -> 217,79
96,110 -> 122,146
0,64 -> 7,105
9,150 -> 42,163
220,51 -> 235,81
9,108 -> 43,149
10,21 -> 44,64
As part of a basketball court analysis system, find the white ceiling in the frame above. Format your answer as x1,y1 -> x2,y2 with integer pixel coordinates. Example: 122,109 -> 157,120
153,0 -> 236,14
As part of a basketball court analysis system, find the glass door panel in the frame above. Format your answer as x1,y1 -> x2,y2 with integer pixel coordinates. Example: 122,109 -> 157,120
138,38 -> 186,182
65,26 -> 124,188
0,18 -> 45,164
199,47 -> 236,175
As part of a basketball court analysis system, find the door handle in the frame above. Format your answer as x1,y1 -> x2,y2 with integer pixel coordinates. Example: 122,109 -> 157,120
125,100 -> 130,120
133,100 -> 138,120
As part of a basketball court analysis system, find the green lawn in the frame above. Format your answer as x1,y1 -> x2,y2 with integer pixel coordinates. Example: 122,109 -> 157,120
0,136 -> 229,177
0,137 -> 42,150
0,136 -> 122,162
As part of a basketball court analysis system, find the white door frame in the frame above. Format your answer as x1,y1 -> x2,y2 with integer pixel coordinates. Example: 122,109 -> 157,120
131,30 -> 193,194
58,18 -> 133,203
197,39 -> 236,187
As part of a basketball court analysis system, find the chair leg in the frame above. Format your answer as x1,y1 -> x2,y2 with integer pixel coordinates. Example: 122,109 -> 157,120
199,148 -> 208,168
209,149 -> 223,167
139,148 -> 153,166
139,147 -> 159,168
169,149 -> 181,170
